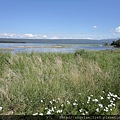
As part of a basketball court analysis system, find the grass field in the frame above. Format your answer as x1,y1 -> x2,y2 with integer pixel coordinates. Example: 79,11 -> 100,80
0,49 -> 120,115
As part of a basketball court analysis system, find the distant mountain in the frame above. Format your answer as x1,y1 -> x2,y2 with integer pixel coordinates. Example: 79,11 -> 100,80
0,38 -> 26,43
0,38 -> 117,44
100,38 -> 118,43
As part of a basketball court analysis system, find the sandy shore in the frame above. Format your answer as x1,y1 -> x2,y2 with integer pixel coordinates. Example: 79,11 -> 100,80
13,45 -> 65,48
0,48 -> 13,51
0,45 -> 66,52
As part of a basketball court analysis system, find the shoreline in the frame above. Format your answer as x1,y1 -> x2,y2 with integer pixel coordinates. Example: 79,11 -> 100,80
13,45 -> 65,48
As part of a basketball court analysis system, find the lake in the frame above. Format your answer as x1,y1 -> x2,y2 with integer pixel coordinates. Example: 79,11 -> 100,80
0,39 -> 117,53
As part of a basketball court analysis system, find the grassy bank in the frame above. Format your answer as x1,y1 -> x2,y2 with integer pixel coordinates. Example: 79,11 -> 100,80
0,49 -> 120,115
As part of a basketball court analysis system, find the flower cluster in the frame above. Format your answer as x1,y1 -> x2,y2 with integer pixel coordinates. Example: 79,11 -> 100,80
31,92 -> 120,115
0,107 -> 2,111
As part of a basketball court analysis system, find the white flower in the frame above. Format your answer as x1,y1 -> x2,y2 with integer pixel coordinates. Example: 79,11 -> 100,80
87,96 -> 91,102
105,107 -> 108,110
50,101 -> 52,104
82,113 -> 85,115
108,104 -> 112,107
88,96 -> 91,100
113,98 -> 115,101
54,106 -> 56,109
110,100 -> 113,103
111,103 -> 116,107
87,101 -> 89,104
45,107 -> 48,110
108,92 -> 114,97
100,96 -> 104,100
56,109 -> 62,113
51,107 -> 54,112
108,92 -> 111,95
75,99 -> 77,102
79,109 -> 82,112
78,93 -> 81,95
0,107 -> 2,111
98,104 -> 103,108
67,101 -> 70,104
56,110 -> 59,113
47,110 -> 51,115
87,96 -> 90,103
33,113 -> 38,115
108,94 -> 110,97
96,108 -> 99,112
107,96 -> 110,99
61,104 -> 64,107
110,109 -> 112,111
73,102 -> 78,106
104,109 -> 108,112
114,95 -> 118,98
41,100 -> 43,103
58,98 -> 60,101
39,113 -> 43,116
85,111 -> 88,114
60,110 -> 62,113
95,99 -> 98,102
118,97 -> 120,100
92,99 -> 98,103
102,91 -> 105,93
106,109 -> 108,112
104,107 -> 109,112
53,99 -> 56,102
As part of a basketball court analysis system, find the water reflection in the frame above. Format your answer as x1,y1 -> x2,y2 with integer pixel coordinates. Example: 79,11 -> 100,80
0,43 -> 117,53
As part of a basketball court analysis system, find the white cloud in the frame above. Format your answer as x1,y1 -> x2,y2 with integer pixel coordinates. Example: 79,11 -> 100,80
50,36 -> 59,39
43,35 -> 47,38
115,26 -> 120,33
0,32 -> 111,40
0,33 -> 48,39
0,33 -> 17,38
84,37 -> 93,40
93,26 -> 97,29
24,34 -> 34,38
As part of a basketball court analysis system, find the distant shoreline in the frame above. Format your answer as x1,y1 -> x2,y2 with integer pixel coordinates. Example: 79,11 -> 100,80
0,44 -> 65,51
0,38 -> 117,44
13,45 -> 64,48
0,41 -> 26,43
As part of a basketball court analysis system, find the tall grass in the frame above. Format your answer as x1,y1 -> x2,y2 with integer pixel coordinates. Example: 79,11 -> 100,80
0,49 -> 120,115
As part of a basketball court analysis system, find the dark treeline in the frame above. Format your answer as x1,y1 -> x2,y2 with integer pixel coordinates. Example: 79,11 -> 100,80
111,39 -> 120,47
0,41 -> 26,43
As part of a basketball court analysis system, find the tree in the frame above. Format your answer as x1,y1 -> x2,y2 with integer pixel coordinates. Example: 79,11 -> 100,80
102,42 -> 109,46
111,39 -> 120,47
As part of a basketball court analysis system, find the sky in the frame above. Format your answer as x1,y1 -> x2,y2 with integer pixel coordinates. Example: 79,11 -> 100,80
0,0 -> 120,39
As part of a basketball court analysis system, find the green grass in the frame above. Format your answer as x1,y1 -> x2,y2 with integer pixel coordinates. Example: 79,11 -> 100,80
0,49 -> 120,115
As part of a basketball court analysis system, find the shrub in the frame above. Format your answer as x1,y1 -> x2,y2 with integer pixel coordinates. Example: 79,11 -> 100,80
111,39 -> 120,47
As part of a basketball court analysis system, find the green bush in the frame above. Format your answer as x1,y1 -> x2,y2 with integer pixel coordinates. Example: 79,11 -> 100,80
111,39 -> 120,47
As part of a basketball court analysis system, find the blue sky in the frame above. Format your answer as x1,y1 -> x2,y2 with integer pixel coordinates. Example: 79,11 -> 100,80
0,0 -> 120,39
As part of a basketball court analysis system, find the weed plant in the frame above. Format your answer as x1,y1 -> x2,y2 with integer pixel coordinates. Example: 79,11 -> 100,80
0,49 -> 120,115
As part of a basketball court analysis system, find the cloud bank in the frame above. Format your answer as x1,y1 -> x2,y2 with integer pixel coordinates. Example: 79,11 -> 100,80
0,33 -> 95,39
0,33 -> 48,39
115,26 -> 120,34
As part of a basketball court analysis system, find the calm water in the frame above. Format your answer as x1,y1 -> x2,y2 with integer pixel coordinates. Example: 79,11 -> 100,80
0,39 -> 117,53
